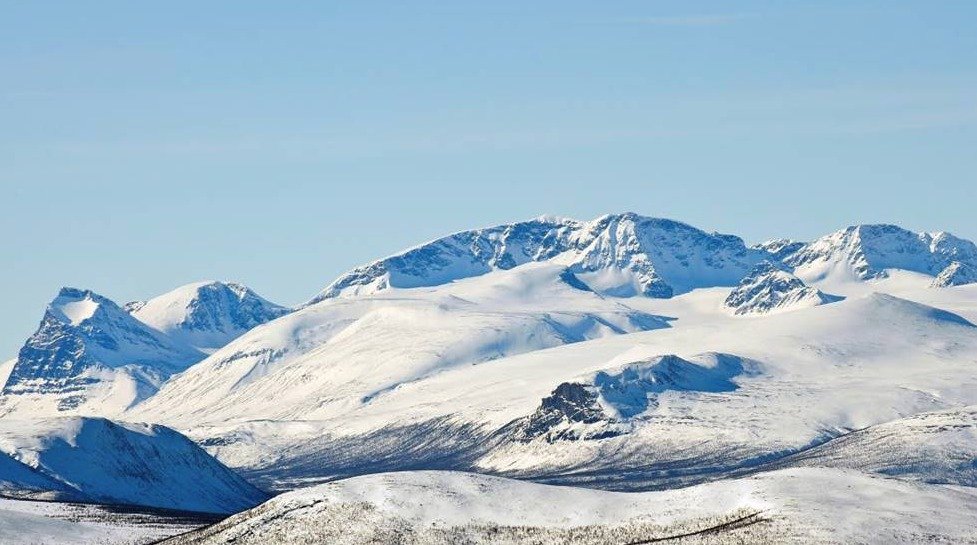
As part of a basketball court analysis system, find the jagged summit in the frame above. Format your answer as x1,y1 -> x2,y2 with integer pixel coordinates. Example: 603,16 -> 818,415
129,281 -> 290,352
310,213 -> 767,303
785,224 -> 977,282
725,261 -> 842,315
309,217 -> 977,306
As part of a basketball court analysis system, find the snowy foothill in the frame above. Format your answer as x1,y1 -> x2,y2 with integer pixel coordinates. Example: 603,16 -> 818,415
0,496 -> 216,545
159,468 -> 977,544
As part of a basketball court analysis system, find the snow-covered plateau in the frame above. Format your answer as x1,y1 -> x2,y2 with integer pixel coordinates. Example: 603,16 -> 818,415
3,213 -> 977,543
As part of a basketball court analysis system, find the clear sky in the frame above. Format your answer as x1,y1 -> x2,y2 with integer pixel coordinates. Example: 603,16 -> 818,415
2,1 -> 976,357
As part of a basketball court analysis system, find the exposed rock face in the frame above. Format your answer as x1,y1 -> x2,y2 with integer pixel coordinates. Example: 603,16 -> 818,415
725,262 -> 842,315
517,354 -> 748,442
752,239 -> 806,262
519,382 -> 616,442
932,261 -> 977,288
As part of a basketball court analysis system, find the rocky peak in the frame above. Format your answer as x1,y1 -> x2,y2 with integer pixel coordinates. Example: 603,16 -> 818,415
725,262 -> 842,315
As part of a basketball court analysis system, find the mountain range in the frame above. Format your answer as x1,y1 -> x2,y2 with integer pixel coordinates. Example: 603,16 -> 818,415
3,213 -> 977,543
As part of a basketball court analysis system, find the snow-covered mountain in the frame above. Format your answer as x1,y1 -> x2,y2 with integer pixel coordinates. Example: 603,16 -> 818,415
108,216 -> 977,487
724,261 -> 842,315
150,287 -> 977,493
785,224 -> 977,283
0,416 -> 267,514
311,213 -> 769,302
0,282 -> 288,416
313,217 -> 977,307
128,281 -> 290,352
0,288 -> 203,415
0,283 -> 287,418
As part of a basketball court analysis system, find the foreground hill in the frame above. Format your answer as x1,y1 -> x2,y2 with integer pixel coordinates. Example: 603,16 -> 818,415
0,496 -> 212,545
770,405 -> 977,486
160,468 -> 977,545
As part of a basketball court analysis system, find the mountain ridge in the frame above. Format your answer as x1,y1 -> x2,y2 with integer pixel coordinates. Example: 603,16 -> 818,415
313,215 -> 977,305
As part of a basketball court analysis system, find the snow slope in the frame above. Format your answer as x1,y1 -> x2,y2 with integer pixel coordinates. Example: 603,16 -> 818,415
160,468 -> 977,545
0,449 -> 77,501
153,285 -> 977,490
774,405 -> 977,486
0,417 -> 267,514
132,263 -> 669,424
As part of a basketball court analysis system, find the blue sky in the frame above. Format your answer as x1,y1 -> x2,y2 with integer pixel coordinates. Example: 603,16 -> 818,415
2,1 -> 976,356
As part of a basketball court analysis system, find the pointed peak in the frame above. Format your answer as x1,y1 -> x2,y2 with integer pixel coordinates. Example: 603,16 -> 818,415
48,287 -> 119,326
